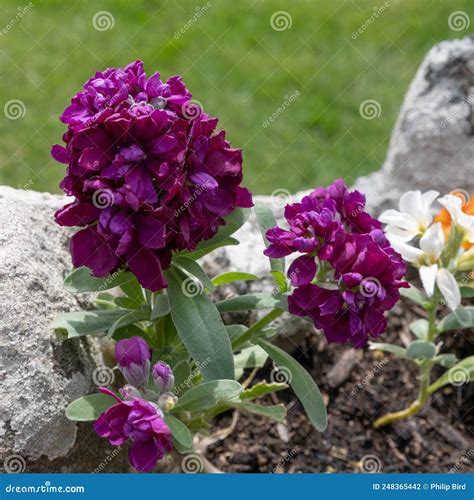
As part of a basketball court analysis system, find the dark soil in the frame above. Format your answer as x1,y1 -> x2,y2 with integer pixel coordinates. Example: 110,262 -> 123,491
206,299 -> 474,473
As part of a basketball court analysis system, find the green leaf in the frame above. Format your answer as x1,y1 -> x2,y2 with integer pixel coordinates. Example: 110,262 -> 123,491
225,325 -> 248,343
212,272 -> 258,287
271,271 -> 288,293
369,342 -> 408,359
460,286 -> 474,298
151,294 -> 171,320
399,284 -> 427,306
114,296 -> 141,310
173,256 -> 214,291
184,208 -> 250,258
65,393 -> 116,421
52,310 -> 127,339
438,306 -> 474,333
64,267 -> 132,293
240,381 -> 288,400
254,202 -> 285,274
258,339 -> 327,432
165,414 -> 193,451
409,319 -> 429,340
183,237 -> 239,261
173,379 -> 242,412
119,276 -> 145,306
406,340 -> 437,360
227,401 -> 286,423
114,324 -> 147,341
433,353 -> 458,368
107,310 -> 149,338
234,345 -> 268,380
428,356 -> 474,394
166,269 -> 234,381
216,293 -> 283,313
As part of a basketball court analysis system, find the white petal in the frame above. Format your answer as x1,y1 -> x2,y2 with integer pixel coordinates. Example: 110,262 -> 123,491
399,191 -> 423,221
436,268 -> 461,311
438,194 -> 463,224
420,190 -> 439,225
419,222 -> 445,262
379,209 -> 419,232
390,238 -> 424,263
385,225 -> 419,242
419,264 -> 438,297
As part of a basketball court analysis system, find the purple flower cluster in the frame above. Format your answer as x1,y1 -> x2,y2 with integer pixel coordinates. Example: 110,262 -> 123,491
265,179 -> 407,347
95,387 -> 172,473
53,60 -> 252,291
95,337 -> 175,472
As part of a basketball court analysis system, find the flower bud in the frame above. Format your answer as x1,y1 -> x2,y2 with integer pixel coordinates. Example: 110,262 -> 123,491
152,361 -> 175,392
457,247 -> 474,272
115,336 -> 152,389
158,392 -> 178,413
119,384 -> 142,400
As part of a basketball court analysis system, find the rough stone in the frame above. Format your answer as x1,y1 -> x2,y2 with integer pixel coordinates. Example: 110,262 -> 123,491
354,35 -> 474,214
0,186 -> 128,472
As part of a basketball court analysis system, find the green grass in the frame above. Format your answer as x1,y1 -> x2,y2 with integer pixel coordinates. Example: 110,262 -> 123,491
0,0 -> 472,195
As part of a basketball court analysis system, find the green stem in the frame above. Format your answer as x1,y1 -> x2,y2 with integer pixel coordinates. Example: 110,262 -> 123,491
373,296 -> 438,429
232,308 -> 285,351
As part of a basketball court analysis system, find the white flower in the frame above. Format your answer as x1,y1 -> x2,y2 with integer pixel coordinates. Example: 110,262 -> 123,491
391,222 -> 460,311
438,194 -> 474,244
379,190 -> 439,242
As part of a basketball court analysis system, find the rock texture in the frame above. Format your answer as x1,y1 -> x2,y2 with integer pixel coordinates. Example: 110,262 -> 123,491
355,35 -> 474,214
0,186 -> 128,472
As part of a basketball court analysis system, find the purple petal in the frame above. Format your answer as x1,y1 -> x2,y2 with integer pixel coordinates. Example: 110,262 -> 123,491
287,255 -> 317,286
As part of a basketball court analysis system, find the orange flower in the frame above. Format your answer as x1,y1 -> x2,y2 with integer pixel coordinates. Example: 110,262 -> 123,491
434,192 -> 474,250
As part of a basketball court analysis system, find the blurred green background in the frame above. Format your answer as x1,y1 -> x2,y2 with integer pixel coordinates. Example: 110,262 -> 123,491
0,0 -> 472,195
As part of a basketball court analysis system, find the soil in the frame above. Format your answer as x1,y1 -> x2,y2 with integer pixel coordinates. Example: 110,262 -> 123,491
206,299 -> 474,473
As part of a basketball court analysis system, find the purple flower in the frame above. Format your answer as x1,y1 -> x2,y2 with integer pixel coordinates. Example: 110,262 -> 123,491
53,60 -> 253,291
265,180 -> 407,347
152,362 -> 174,392
115,337 -> 152,389
95,387 -> 172,472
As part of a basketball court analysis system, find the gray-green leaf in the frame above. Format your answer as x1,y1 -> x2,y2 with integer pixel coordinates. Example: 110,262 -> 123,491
173,380 -> 242,412
258,339 -> 327,432
166,269 -> 234,381
406,340 -> 437,360
165,414 -> 193,451
52,310 -> 127,339
65,393 -> 116,421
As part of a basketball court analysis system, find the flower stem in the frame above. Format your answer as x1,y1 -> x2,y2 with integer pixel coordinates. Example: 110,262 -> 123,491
231,308 -> 285,351
373,296 -> 438,429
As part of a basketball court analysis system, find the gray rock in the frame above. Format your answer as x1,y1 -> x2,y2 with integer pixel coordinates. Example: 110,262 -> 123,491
354,35 -> 474,214
0,186 -> 128,472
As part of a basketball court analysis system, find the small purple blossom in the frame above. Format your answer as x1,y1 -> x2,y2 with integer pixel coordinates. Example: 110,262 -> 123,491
53,60 -> 253,291
95,387 -> 172,472
265,179 -> 407,347
115,336 -> 151,389
152,361 -> 174,392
